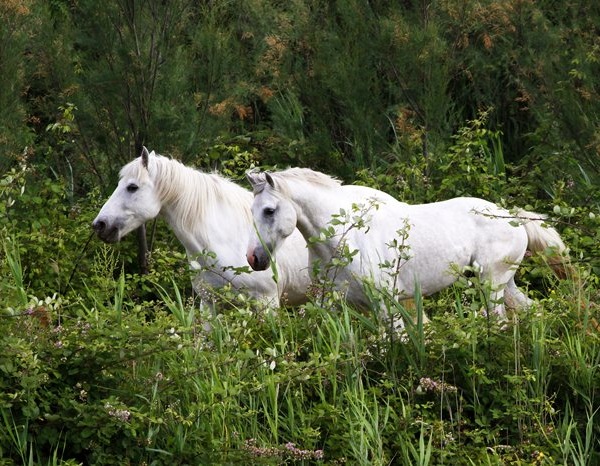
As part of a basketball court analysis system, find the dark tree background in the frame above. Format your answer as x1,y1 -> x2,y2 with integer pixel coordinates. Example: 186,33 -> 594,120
3,0 -> 598,178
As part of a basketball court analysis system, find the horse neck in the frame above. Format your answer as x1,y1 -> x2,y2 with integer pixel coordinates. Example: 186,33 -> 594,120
284,180 -> 341,258
154,162 -> 253,255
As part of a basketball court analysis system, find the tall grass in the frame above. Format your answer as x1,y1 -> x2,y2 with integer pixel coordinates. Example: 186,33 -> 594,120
1,231 -> 598,463
2,237 -> 28,308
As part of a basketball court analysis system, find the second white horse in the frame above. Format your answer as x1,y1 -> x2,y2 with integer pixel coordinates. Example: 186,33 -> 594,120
246,168 -> 567,316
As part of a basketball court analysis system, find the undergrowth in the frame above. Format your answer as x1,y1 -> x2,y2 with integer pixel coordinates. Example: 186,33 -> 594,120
1,128 -> 599,464
1,242 -> 598,464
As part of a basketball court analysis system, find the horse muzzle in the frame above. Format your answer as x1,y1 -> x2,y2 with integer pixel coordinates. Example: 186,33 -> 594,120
247,246 -> 270,271
92,218 -> 121,243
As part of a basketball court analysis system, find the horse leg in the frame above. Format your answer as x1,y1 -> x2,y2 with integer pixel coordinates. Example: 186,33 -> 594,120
489,288 -> 507,318
380,298 -> 429,335
478,261 -> 522,318
503,277 -> 533,310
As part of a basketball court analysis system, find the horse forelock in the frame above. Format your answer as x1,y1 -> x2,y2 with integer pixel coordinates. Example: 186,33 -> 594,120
126,154 -> 253,234
120,156 -> 151,182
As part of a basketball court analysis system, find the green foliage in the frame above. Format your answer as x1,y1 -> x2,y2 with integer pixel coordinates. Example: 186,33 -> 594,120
2,1 -> 600,463
356,110 -> 509,203
0,2 -> 34,167
1,206 -> 600,463
0,291 -> 183,464
0,155 -> 101,296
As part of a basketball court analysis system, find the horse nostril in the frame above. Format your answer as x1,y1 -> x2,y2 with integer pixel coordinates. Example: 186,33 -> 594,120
93,220 -> 106,233
247,251 -> 256,269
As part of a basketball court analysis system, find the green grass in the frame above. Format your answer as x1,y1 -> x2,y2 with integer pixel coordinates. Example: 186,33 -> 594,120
0,234 -> 599,465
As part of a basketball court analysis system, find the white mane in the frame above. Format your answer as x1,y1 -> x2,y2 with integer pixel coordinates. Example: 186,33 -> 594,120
270,167 -> 341,193
121,154 -> 252,234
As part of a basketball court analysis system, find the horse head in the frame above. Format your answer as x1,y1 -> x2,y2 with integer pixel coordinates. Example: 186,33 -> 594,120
92,147 -> 162,243
246,170 -> 297,271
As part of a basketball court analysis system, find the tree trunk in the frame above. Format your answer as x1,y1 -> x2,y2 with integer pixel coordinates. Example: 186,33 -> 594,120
136,224 -> 149,275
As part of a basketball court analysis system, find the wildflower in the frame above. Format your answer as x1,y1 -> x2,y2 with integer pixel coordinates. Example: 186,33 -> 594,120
242,438 -> 324,461
417,377 -> 458,394
167,327 -> 180,340
104,402 -> 131,422
284,442 -> 325,460
243,438 -> 280,458
77,321 -> 91,334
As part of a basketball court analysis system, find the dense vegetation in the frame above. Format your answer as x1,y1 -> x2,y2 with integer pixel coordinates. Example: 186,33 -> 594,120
1,0 -> 599,464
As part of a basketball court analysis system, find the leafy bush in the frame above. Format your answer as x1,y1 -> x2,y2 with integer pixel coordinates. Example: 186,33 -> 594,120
2,208 -> 599,465
1,135 -> 599,464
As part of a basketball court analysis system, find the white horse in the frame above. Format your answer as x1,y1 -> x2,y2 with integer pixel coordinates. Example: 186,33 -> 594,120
92,148 -> 311,306
246,167 -> 567,318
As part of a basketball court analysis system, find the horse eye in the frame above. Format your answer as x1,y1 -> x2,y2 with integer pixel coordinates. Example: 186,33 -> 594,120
263,207 -> 276,216
126,184 -> 139,193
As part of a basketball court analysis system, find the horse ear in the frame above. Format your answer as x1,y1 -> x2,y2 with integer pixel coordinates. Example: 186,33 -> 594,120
265,172 -> 275,188
246,170 -> 257,185
141,146 -> 150,168
246,169 -> 268,194
246,168 -> 265,194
